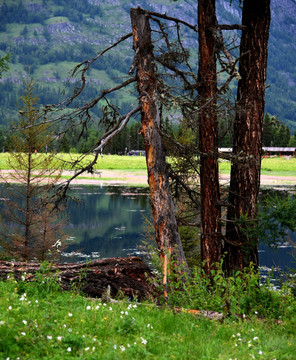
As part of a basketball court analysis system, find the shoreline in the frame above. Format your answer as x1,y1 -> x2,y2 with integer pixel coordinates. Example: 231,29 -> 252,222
1,169 -> 296,187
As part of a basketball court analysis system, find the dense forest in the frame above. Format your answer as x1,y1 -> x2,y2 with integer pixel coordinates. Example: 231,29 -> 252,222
0,0 -> 295,145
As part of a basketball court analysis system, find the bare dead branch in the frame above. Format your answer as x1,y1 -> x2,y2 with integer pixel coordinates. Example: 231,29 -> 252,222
93,105 -> 141,153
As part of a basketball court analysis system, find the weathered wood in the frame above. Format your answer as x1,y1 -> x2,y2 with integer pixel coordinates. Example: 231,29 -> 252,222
130,8 -> 188,271
0,257 -> 157,300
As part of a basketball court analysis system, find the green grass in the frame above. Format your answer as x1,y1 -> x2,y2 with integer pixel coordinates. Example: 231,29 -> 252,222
219,156 -> 296,176
1,276 -> 296,360
0,153 -> 148,171
1,153 -> 296,176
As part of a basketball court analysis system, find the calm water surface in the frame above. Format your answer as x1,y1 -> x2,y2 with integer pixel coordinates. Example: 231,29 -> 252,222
65,185 -> 296,272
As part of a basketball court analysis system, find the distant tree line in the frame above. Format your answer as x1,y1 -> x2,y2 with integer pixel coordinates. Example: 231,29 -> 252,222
1,112 -> 296,155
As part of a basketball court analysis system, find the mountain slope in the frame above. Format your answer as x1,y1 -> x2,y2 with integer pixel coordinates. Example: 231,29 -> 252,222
0,0 -> 295,130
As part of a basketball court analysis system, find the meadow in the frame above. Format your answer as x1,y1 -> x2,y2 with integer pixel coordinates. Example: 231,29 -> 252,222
0,153 -> 296,175
1,269 -> 296,360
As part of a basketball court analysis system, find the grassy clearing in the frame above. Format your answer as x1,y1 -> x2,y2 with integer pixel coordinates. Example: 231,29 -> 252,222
219,156 -> 296,176
0,153 -> 147,171
1,275 -> 295,360
1,153 -> 296,176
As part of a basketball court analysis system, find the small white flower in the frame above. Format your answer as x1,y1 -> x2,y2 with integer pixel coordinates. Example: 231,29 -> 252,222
92,347 -> 96,351
125,311 -> 128,315
0,321 -> 4,325
21,332 -> 26,336
67,347 -> 71,352
22,320 -> 27,325
133,304 -> 137,308
86,305 -> 91,310
85,347 -> 90,351
258,350 -> 263,355
47,335 -> 52,340
68,313 -> 72,317
141,337 -> 147,345
21,275 -> 25,281
8,306 -> 12,310
109,307 -> 112,311
253,336 -> 259,341
95,305 -> 100,310
113,345 -> 117,350
120,345 -> 125,352
57,336 -> 62,341
68,328 -> 72,333
93,337 -> 97,341
236,333 -> 241,337
35,300 -> 38,303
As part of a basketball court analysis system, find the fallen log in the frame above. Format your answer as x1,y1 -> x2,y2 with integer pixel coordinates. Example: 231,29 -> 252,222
0,257 -> 157,301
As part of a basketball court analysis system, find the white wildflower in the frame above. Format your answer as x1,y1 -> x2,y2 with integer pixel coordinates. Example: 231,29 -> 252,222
67,347 -> 71,352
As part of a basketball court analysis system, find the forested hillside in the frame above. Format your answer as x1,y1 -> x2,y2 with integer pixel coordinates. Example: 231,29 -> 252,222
0,0 -> 295,131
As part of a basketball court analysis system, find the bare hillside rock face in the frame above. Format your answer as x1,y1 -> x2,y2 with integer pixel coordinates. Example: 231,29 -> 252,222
0,257 -> 157,301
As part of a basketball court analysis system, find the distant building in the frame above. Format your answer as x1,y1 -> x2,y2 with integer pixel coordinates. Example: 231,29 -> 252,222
128,150 -> 146,156
219,147 -> 296,157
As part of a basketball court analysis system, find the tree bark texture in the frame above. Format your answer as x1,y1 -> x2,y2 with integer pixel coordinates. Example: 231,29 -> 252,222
225,0 -> 271,272
198,0 -> 222,275
130,8 -> 187,270
0,257 -> 156,300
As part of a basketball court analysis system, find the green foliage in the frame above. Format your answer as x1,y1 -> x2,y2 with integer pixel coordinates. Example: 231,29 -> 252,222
1,275 -> 296,359
0,53 -> 10,78
164,261 -> 296,320
256,192 -> 296,246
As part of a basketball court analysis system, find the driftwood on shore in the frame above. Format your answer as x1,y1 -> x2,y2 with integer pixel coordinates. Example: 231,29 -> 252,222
0,257 -> 157,300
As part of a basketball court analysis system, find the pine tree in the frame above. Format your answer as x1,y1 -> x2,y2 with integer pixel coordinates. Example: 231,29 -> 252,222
0,75 -> 67,261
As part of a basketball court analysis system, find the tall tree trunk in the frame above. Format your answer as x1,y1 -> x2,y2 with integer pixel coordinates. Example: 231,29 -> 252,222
130,8 -> 188,274
225,0 -> 271,272
198,0 -> 222,275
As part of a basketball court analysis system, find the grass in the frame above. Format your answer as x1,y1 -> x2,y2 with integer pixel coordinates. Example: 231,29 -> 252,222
219,156 -> 296,176
1,274 -> 296,360
1,153 -> 296,173
0,153 -> 148,171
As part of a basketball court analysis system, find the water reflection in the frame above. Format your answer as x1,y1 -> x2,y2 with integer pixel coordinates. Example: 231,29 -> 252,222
65,185 -> 296,272
65,185 -> 151,261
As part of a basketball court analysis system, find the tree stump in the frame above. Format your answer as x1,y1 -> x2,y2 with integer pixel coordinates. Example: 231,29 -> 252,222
0,257 -> 157,301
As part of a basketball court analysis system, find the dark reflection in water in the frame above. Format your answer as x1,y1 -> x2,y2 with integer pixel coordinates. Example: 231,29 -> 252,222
65,185 -> 296,271
65,185 -> 151,260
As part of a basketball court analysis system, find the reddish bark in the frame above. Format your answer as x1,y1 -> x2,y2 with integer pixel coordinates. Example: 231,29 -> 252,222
225,0 -> 271,272
130,8 -> 187,271
198,0 -> 222,274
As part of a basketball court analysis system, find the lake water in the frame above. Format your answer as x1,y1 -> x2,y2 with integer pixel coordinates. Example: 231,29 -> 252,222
64,185 -> 151,261
64,185 -> 296,273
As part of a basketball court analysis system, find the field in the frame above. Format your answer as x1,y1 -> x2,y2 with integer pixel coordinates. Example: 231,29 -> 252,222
1,154 -> 296,186
1,275 -> 296,360
1,153 -> 296,173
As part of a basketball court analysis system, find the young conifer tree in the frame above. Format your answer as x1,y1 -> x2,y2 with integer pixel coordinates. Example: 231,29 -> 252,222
0,75 -> 67,262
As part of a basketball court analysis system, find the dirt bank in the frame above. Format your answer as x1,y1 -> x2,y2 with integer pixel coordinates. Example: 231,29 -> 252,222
1,169 -> 296,187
